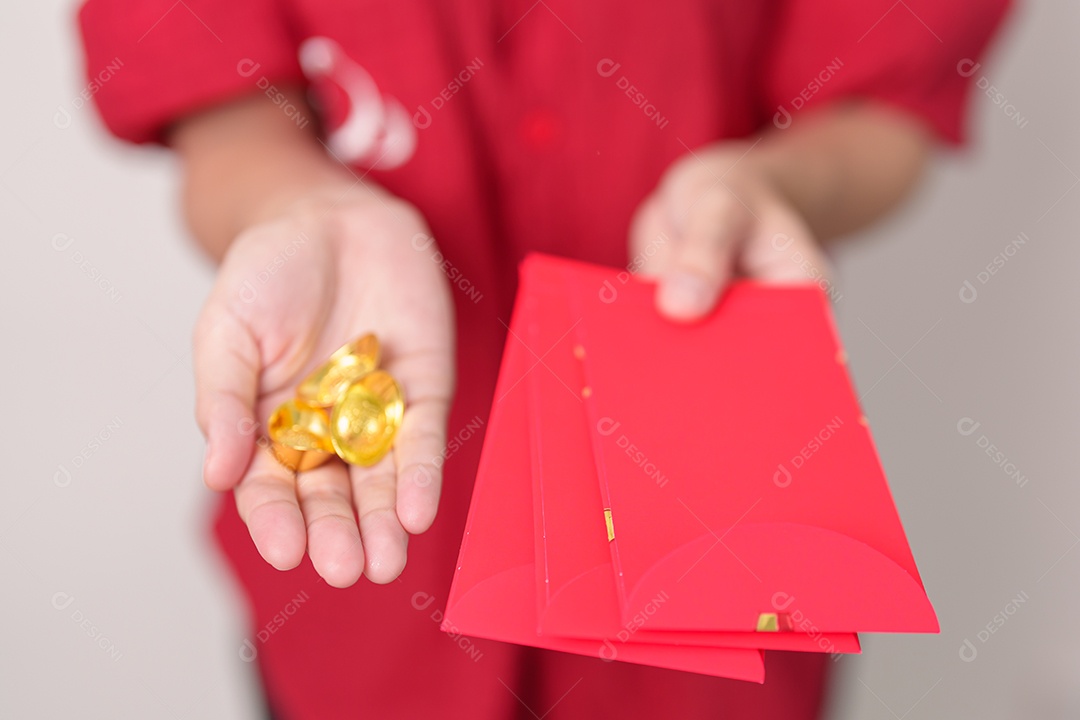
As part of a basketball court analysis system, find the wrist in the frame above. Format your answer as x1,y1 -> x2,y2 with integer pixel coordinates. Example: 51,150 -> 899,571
243,170 -> 365,228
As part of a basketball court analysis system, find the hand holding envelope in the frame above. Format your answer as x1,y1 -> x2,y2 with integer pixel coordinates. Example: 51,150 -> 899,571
442,253 -> 938,683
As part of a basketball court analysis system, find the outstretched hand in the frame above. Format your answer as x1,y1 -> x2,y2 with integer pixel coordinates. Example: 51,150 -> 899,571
194,184 -> 454,587
631,142 -> 831,320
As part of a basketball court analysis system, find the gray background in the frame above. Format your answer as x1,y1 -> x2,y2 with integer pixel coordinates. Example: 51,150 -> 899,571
2,1 -> 1076,717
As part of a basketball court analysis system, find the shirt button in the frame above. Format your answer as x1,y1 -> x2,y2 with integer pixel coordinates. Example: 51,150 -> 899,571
520,109 -> 560,148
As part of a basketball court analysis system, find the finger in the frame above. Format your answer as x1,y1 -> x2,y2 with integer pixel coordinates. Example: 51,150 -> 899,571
656,187 -> 751,321
350,458 -> 409,584
628,194 -> 674,277
387,346 -> 453,535
745,232 -> 832,283
295,461 -> 365,588
738,195 -> 829,284
740,206 -> 831,285
393,396 -> 451,534
234,446 -> 307,571
194,308 -> 260,492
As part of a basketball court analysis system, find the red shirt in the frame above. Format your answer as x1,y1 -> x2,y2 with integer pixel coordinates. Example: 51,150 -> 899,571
79,1 -> 1009,717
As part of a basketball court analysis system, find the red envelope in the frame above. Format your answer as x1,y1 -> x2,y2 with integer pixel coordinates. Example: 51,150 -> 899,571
441,276 -> 766,682
524,277 -> 860,655
535,254 -> 939,635
443,252 -> 937,683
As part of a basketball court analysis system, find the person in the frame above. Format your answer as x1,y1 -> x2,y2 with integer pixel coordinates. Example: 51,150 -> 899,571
79,1 -> 1011,717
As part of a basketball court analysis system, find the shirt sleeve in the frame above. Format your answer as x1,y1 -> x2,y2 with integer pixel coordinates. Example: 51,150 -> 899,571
78,0 -> 304,144
761,0 -> 1014,144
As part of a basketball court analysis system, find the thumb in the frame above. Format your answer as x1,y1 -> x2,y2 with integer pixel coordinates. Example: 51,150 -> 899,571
656,191 -> 750,322
628,194 -> 674,277
193,306 -> 261,492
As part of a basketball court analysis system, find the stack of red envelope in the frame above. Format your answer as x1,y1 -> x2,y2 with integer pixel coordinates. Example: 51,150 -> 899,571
442,253 -> 939,683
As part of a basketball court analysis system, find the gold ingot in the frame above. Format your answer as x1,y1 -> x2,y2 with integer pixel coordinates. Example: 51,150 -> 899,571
270,441 -> 333,472
267,399 -> 335,471
329,370 -> 404,467
296,334 -> 381,407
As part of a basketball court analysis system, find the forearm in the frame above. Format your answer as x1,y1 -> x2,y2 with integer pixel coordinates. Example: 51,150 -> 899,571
754,102 -> 932,242
168,87 -> 354,262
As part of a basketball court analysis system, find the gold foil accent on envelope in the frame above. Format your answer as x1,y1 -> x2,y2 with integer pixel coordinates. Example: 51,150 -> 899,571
756,612 -> 794,632
604,509 -> 615,542
756,613 -> 779,632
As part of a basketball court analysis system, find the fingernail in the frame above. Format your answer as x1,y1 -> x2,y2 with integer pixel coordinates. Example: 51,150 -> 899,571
658,272 -> 717,319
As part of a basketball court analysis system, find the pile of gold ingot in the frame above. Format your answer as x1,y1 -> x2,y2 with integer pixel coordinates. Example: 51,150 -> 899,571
267,334 -> 404,472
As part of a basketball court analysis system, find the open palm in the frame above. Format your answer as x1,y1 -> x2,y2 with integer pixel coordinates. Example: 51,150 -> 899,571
194,187 -> 454,587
